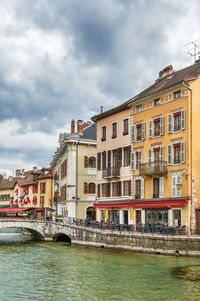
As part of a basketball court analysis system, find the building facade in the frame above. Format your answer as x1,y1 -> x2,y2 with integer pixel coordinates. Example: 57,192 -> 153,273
51,120 -> 97,220
93,62 -> 200,232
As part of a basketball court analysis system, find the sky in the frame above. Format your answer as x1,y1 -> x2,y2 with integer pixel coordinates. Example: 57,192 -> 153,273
0,0 -> 200,173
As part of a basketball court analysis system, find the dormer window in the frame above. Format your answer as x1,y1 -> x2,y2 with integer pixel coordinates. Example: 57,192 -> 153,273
154,98 -> 160,106
136,104 -> 142,113
174,90 -> 181,99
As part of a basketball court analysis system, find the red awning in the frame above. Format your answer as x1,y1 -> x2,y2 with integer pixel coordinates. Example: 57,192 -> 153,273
154,147 -> 160,152
154,118 -> 160,122
174,143 -> 181,148
136,123 -> 142,128
174,111 -> 181,117
94,199 -> 188,209
0,208 -> 32,213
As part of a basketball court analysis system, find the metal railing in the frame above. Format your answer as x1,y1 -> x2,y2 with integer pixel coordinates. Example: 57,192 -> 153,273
102,166 -> 120,178
59,217 -> 200,236
139,160 -> 167,176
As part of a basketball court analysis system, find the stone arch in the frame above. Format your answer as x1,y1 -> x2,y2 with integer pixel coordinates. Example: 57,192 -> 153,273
53,232 -> 71,243
0,224 -> 44,240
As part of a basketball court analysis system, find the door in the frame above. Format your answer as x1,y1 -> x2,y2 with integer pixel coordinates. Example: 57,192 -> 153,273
136,210 -> 141,224
123,210 -> 129,225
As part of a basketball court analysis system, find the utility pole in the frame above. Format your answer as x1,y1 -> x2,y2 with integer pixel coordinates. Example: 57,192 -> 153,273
184,39 -> 200,63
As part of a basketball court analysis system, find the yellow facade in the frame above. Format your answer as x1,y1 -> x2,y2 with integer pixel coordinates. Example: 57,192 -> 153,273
0,188 -> 13,206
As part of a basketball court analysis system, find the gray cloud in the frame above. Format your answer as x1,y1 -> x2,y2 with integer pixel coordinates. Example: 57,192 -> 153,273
0,0 -> 199,169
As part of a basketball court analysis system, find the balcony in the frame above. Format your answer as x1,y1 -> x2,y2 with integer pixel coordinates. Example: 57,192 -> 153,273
102,166 -> 120,178
139,161 -> 168,176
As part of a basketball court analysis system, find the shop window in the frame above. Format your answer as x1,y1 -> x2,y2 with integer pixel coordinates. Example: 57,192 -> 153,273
173,209 -> 181,226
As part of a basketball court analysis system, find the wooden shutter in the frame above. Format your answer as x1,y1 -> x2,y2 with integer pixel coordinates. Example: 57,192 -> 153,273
97,153 -> 101,170
84,156 -> 89,168
159,177 -> 164,198
149,120 -> 153,138
128,180 -> 131,196
128,145 -> 131,166
160,117 -> 164,135
167,145 -> 172,165
44,182 -> 46,194
117,148 -> 122,167
84,182 -> 88,194
141,178 -> 144,199
168,114 -> 172,133
138,151 -> 142,168
159,146 -> 164,162
108,150 -> 111,168
181,142 -> 185,163
131,152 -> 135,170
131,125 -> 135,142
181,109 -> 185,130
148,149 -> 152,163
117,181 -> 122,196
40,183 -> 42,194
142,122 -> 145,140
172,175 -> 176,197
98,184 -> 101,198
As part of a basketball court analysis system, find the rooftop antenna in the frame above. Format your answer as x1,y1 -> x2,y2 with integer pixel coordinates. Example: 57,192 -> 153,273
184,39 -> 200,63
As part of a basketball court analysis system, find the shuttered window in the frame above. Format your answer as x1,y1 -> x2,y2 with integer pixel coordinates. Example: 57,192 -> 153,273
149,120 -> 153,138
168,114 -> 172,133
84,156 -> 88,168
97,153 -> 101,170
84,182 -> 88,194
167,145 -> 172,165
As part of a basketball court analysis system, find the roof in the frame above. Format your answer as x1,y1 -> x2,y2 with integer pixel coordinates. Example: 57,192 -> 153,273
0,179 -> 17,190
91,61 -> 200,121
82,123 -> 96,140
131,60 -> 200,102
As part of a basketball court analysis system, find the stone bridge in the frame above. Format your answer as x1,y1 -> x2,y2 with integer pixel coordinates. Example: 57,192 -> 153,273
0,219 -> 200,256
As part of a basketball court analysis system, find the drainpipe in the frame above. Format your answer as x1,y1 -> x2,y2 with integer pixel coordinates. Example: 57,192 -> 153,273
182,81 -> 192,231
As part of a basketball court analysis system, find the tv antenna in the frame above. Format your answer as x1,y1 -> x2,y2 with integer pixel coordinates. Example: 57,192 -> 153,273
184,39 -> 200,63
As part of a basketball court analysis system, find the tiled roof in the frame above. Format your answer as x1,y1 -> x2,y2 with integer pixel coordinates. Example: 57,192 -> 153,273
0,179 -> 17,190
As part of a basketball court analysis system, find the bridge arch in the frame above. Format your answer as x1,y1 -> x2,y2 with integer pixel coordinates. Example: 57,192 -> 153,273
52,233 -> 71,243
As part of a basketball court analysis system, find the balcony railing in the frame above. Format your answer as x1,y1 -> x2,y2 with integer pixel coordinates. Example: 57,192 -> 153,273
139,161 -> 168,176
102,166 -> 120,178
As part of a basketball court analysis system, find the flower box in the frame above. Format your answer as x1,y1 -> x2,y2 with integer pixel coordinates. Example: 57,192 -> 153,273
101,137 -> 106,142
123,131 -> 128,136
112,134 -> 117,139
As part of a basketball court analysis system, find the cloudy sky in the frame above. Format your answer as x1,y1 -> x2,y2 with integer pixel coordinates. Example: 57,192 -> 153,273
0,0 -> 199,172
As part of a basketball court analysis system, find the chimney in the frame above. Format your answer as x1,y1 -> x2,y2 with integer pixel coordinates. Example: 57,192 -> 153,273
159,65 -> 173,79
71,119 -> 75,134
77,120 -> 83,134
33,166 -> 37,171
8,176 -> 13,182
15,169 -> 21,177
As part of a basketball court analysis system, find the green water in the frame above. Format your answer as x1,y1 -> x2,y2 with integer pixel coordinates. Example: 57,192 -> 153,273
0,234 -> 200,301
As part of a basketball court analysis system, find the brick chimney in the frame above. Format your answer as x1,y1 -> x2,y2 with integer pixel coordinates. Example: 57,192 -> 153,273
159,65 -> 173,79
71,119 -> 75,134
77,120 -> 91,135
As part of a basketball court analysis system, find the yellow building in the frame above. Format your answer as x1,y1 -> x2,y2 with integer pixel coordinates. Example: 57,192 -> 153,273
93,62 -> 200,233
0,178 -> 16,207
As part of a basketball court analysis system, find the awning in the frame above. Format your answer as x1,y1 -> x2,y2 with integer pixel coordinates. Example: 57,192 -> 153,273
94,198 -> 188,209
0,208 -> 32,213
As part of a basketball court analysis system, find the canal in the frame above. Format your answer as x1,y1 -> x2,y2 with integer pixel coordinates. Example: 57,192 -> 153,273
0,233 -> 200,300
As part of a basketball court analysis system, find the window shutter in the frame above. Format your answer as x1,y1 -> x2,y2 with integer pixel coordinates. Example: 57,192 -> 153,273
108,150 -> 111,168
117,181 -> 122,196
117,148 -> 122,167
142,122 -> 145,140
159,146 -> 164,162
181,142 -> 185,163
159,177 -> 164,198
131,125 -> 135,142
97,184 -> 101,198
84,182 -> 88,194
141,178 -> 144,199
44,182 -> 46,194
181,109 -> 185,130
131,152 -> 135,170
40,183 -> 42,194
84,156 -> 88,168
149,120 -> 153,138
128,180 -> 131,196
160,116 -> 164,135
168,113 -> 172,133
172,176 -> 176,197
97,153 -> 101,170
138,151 -> 142,169
148,149 -> 152,163
167,145 -> 172,165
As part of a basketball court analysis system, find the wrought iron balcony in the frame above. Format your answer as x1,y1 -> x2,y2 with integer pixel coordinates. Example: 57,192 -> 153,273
102,166 -> 120,178
139,161 -> 168,176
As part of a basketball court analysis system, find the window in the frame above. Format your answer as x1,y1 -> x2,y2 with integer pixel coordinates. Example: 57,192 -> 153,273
40,182 -> 46,194
136,104 -> 142,112
173,209 -> 182,226
60,185 -> 67,202
40,196 -> 44,207
149,117 -> 164,138
131,123 -> 145,142
123,180 -> 131,196
171,174 -> 182,197
97,153 -> 101,170
112,122 -> 117,139
123,119 -> 129,135
152,177 -> 164,198
131,151 -> 142,170
88,156 -> 96,168
134,178 -> 144,199
102,183 -> 107,197
100,210 -> 105,221
88,183 -> 96,194
168,110 -> 185,133
102,151 -> 106,170
123,146 -> 131,167
112,182 -> 118,197
154,98 -> 160,106
101,126 -> 106,142
61,160 -> 67,179
174,90 -> 181,99
167,142 -> 185,165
